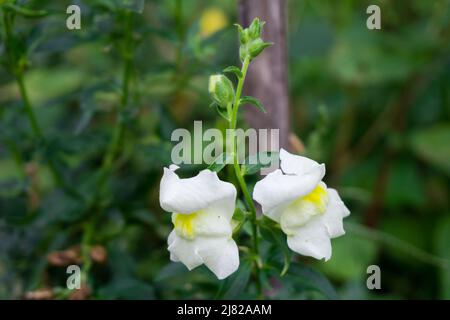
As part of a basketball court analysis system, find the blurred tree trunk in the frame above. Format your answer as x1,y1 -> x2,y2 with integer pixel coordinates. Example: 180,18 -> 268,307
238,0 -> 290,150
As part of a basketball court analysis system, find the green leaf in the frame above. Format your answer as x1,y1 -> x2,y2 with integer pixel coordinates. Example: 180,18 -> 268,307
410,124 -> 450,175
287,264 -> 338,299
208,152 -> 233,173
215,104 -> 230,121
22,68 -> 86,106
3,3 -> 49,18
320,230 -> 378,281
239,96 -> 266,113
216,262 -> 252,299
232,207 -> 247,223
155,263 -> 188,282
260,221 -> 290,276
116,0 -> 145,13
231,208 -> 249,234
241,151 -> 279,176
39,188 -> 88,223
0,179 -> 27,198
223,66 -> 243,79
434,216 -> 450,299
98,277 -> 155,299
384,160 -> 426,208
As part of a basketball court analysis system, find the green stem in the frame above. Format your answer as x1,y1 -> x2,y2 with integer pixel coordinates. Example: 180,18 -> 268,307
3,137 -> 27,180
18,68 -> 81,199
4,11 -> 41,138
2,10 -> 81,200
97,11 -> 133,192
80,220 -> 95,282
230,56 -> 263,297
17,73 -> 42,138
83,11 -> 135,282
231,57 -> 250,130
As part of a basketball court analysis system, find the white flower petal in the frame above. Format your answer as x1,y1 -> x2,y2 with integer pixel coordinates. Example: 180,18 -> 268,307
286,218 -> 332,261
169,252 -> 180,262
197,237 -> 239,280
328,188 -> 350,217
194,211 -> 232,237
167,231 -> 203,270
280,148 -> 323,176
160,167 -> 236,219
167,231 -> 239,279
320,188 -> 350,238
168,231 -> 180,262
171,210 -> 232,239
253,166 -> 325,222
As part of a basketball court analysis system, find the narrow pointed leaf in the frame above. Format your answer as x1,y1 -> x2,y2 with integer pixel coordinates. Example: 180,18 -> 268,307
208,152 -> 233,173
215,104 -> 230,121
241,151 -> 279,176
223,66 -> 243,79
240,96 -> 266,113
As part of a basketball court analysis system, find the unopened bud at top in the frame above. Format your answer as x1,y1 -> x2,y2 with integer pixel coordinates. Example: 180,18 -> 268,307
235,17 -> 272,61
248,17 -> 264,39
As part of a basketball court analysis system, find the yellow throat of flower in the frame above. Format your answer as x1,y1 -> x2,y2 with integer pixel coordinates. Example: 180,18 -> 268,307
172,212 -> 199,240
280,183 -> 329,234
301,183 -> 328,212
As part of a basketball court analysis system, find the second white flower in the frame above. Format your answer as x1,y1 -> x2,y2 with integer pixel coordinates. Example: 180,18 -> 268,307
253,149 -> 350,261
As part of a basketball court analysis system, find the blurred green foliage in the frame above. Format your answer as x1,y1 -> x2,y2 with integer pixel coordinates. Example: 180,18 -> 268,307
0,0 -> 449,299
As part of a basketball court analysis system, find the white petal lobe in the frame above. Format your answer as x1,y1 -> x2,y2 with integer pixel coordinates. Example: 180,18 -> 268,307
280,148 -> 323,176
197,237 -> 239,280
286,218 -> 332,261
160,167 -> 236,218
319,188 -> 350,238
253,166 -> 325,222
167,231 -> 203,270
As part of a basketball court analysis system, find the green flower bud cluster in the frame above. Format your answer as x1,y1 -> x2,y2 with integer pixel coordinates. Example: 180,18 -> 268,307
235,18 -> 272,62
208,74 -> 235,109
207,17 -> 271,121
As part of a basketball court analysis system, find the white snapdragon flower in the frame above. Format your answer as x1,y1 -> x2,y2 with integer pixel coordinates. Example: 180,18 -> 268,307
253,149 -> 350,261
159,165 -> 239,279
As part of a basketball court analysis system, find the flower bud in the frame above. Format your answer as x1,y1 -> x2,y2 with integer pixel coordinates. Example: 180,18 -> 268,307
248,17 -> 263,39
208,74 -> 235,108
248,38 -> 272,59
240,28 -> 250,44
235,24 -> 250,44
236,18 -> 271,62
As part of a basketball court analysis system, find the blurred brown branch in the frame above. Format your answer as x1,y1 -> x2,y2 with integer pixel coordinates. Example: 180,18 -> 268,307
239,0 -> 290,149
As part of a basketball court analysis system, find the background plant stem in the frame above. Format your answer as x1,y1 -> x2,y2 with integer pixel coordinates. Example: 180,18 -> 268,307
3,10 -> 81,200
81,10 -> 135,283
97,10 -> 133,191
16,73 -> 42,138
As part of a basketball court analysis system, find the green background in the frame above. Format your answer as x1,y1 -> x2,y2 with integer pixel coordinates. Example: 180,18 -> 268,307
0,0 -> 449,299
